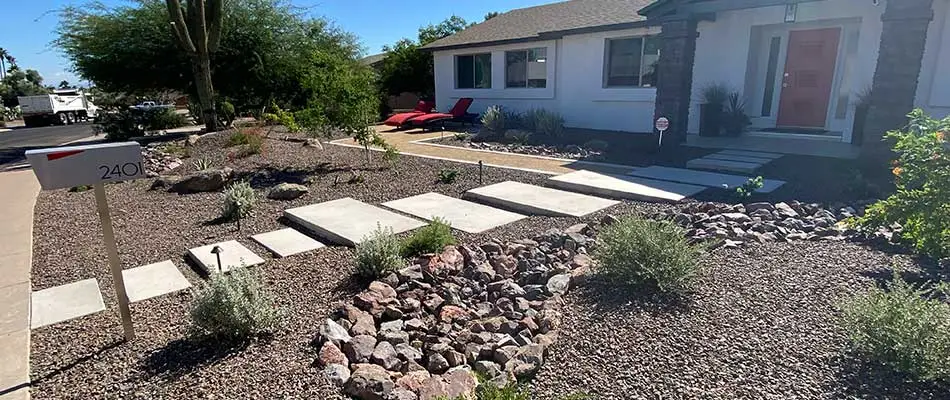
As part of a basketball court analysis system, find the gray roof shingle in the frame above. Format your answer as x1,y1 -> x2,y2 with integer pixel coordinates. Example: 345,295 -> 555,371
422,0 -> 658,51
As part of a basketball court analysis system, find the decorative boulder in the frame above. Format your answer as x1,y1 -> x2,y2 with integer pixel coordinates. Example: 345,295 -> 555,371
344,364 -> 394,400
169,167 -> 233,193
267,183 -> 309,200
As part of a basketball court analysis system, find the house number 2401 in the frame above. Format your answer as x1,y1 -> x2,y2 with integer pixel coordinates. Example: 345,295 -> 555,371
99,162 -> 144,180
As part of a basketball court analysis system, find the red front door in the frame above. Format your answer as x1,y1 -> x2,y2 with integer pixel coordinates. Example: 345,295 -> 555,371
776,27 -> 841,128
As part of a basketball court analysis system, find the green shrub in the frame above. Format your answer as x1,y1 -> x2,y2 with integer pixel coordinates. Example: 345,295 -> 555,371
96,110 -> 145,142
592,216 -> 701,295
218,100 -> 236,127
583,139 -> 609,153
192,158 -> 213,171
700,82 -> 730,106
189,267 -> 282,340
854,109 -> 950,259
503,129 -> 533,145
481,105 -> 505,132
68,185 -> 92,193
144,108 -> 188,131
525,108 -> 564,137
221,181 -> 257,221
401,218 -> 456,258
437,381 -> 589,400
438,169 -> 459,184
228,130 -> 252,146
355,225 -> 404,279
735,176 -> 763,199
229,129 -> 264,157
262,102 -> 300,133
841,272 -> 950,382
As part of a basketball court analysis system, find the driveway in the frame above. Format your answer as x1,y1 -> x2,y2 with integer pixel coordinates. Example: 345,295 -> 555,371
0,124 -> 98,166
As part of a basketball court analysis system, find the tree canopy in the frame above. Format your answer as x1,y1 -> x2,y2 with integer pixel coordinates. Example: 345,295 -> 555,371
56,0 -> 363,113
0,68 -> 48,107
377,15 -> 472,98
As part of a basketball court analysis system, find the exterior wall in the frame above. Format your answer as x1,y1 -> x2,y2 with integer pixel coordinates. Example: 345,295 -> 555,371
687,0 -> 886,142
432,27 -> 660,133
918,0 -> 950,118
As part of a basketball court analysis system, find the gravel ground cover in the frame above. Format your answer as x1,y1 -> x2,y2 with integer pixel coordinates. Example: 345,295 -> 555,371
28,132 -> 661,399
531,241 -> 950,399
28,131 -> 936,399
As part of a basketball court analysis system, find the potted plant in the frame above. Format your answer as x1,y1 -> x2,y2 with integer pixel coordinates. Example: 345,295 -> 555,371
699,83 -> 729,136
722,91 -> 750,136
850,86 -> 872,146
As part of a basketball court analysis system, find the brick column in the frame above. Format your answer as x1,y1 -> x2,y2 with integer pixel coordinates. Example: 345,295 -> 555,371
862,0 -> 934,160
654,16 -> 699,149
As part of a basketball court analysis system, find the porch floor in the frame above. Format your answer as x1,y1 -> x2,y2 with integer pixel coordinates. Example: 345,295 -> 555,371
685,135 -> 860,159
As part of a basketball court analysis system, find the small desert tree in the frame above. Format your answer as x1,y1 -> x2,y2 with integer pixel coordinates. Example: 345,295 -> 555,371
165,0 -> 223,132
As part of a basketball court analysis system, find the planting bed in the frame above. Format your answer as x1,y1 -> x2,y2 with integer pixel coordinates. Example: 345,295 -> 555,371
27,131 -> 944,398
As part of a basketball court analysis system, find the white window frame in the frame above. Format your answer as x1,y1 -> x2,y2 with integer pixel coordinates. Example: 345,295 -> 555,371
454,53 -> 492,89
504,47 -> 547,89
603,36 -> 659,88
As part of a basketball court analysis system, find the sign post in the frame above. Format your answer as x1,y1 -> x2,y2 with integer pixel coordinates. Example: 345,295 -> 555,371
655,117 -> 670,148
26,142 -> 146,341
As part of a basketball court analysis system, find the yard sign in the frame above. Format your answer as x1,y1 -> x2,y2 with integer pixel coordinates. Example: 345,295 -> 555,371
26,142 -> 145,340
655,117 -> 670,147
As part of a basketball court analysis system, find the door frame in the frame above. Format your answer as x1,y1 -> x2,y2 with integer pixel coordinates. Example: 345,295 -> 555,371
746,18 -> 860,141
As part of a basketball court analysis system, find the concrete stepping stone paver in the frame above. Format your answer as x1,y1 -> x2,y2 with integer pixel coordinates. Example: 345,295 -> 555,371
382,192 -> 526,233
122,260 -> 192,303
188,240 -> 265,274
252,228 -> 326,257
284,197 -> 426,246
703,153 -> 774,164
547,170 -> 706,203
687,157 -> 762,174
31,278 -> 105,329
717,149 -> 784,159
464,181 -> 618,217
628,166 -> 785,193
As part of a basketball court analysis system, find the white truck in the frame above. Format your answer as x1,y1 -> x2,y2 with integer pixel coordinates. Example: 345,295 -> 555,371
18,89 -> 99,127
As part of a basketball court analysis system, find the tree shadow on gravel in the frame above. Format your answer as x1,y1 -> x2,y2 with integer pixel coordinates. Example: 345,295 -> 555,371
241,164 -> 338,189
570,279 -> 693,317
30,339 -> 125,386
142,337 -> 254,379
859,256 -> 949,294
828,353 -> 950,399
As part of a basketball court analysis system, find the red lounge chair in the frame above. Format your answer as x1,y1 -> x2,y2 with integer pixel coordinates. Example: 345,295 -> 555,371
409,98 -> 475,128
383,100 -> 436,127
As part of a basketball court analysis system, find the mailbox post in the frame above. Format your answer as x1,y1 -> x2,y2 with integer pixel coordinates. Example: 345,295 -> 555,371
26,142 -> 146,340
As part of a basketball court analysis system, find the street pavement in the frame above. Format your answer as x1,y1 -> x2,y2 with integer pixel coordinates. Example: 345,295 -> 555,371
0,124 -> 99,166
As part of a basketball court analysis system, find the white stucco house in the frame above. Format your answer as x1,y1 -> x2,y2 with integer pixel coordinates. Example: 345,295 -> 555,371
422,0 -> 949,156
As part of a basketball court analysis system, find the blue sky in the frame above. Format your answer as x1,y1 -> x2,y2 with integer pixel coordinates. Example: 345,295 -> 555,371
0,0 -> 552,87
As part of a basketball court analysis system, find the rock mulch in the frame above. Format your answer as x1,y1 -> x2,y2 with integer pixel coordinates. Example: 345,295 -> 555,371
141,143 -> 184,175
654,200 -> 893,248
315,224 -> 596,399
437,137 -> 605,161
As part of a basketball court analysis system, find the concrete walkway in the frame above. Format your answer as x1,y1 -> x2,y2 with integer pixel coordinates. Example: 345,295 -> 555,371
330,126 -> 635,175
0,170 -> 40,400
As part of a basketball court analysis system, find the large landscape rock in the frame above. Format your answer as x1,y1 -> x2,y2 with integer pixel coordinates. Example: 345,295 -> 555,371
169,167 -> 234,193
344,364 -> 394,400
267,183 -> 309,200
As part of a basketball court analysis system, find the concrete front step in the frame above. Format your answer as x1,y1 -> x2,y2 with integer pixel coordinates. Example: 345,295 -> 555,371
703,153 -> 774,164
628,166 -> 785,193
686,157 -> 763,174
547,170 -> 706,203
718,149 -> 784,159
464,181 -> 618,217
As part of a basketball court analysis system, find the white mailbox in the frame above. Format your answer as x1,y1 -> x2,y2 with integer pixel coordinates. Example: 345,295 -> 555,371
26,142 -> 145,190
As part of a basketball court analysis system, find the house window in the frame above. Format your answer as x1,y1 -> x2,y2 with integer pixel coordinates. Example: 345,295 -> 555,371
761,36 -> 782,117
456,54 -> 492,89
505,48 -> 547,88
604,36 -> 660,88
